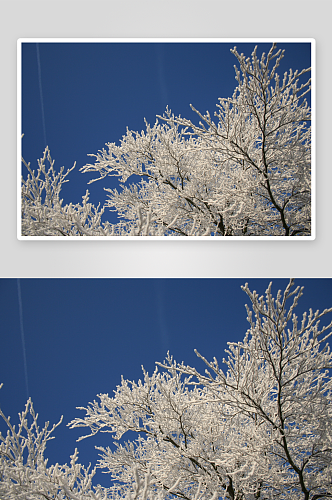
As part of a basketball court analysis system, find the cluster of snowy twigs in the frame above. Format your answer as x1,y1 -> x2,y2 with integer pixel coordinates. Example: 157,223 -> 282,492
21,44 -> 311,236
2,280 -> 330,499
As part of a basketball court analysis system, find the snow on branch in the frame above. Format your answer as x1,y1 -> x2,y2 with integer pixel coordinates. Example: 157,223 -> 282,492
3,280 -> 330,499
21,43 -> 312,236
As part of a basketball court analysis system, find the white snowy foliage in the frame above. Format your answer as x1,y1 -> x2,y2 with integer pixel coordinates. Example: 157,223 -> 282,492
2,281 -> 330,499
0,388 -> 173,500
68,280 -> 332,500
0,392 -> 100,499
21,43 -> 311,236
21,147 -> 122,236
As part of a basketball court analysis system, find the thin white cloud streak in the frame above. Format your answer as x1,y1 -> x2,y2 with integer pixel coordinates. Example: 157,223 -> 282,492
36,43 -> 47,148
17,279 -> 30,400
154,281 -> 170,356
155,44 -> 169,113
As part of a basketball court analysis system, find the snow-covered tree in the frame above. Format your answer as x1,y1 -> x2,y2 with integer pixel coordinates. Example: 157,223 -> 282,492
0,385 -> 102,499
2,280 -> 329,499
21,146 -> 118,236
67,279 -> 331,500
21,43 -> 311,236
0,387 -> 212,500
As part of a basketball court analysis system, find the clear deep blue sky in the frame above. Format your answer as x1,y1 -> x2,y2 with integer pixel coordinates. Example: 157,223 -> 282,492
21,41 -> 311,226
0,278 -> 330,487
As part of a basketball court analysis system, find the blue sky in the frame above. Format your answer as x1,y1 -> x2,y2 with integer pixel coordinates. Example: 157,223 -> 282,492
0,278 -> 329,487
21,41 -> 312,226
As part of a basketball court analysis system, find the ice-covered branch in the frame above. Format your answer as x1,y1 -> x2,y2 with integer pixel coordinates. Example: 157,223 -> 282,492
21,43 -> 312,236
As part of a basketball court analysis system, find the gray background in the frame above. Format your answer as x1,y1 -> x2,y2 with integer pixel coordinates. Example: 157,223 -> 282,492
1,0 -> 329,278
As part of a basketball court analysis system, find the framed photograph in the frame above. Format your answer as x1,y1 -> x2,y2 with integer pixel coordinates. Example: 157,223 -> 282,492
18,39 -> 315,239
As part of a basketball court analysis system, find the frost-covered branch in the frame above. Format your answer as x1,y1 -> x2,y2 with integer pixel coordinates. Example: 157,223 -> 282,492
21,43 -> 312,236
0,392 -> 101,500
4,280 -> 329,499
68,280 -> 331,500
21,146 -> 120,236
